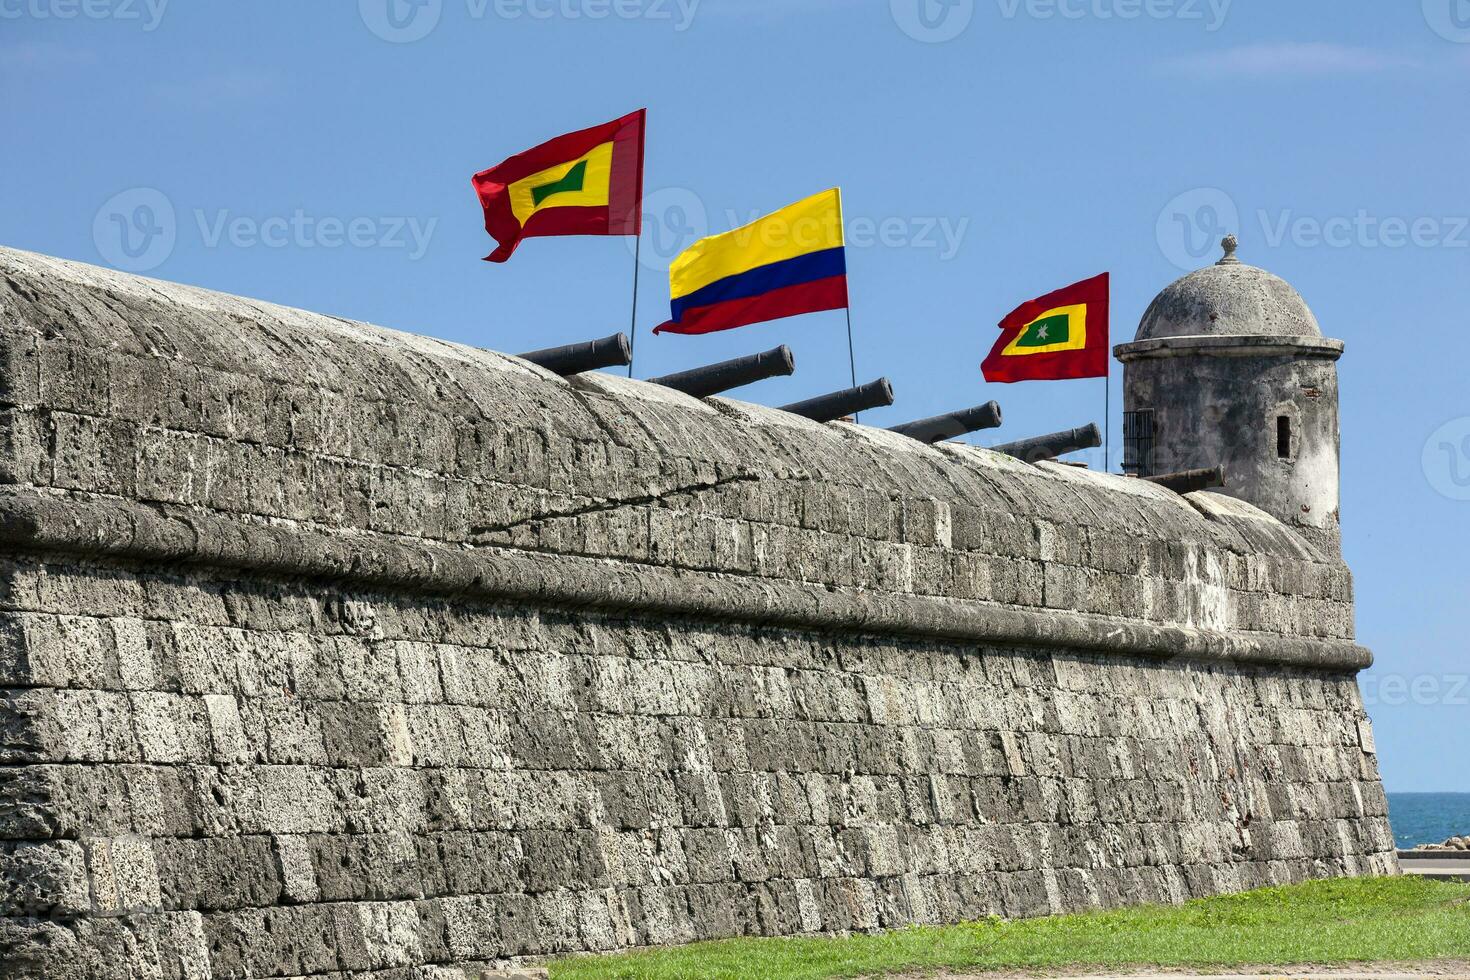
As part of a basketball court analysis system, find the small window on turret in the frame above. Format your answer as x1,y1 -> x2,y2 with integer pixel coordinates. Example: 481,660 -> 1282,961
1277,416 -> 1291,459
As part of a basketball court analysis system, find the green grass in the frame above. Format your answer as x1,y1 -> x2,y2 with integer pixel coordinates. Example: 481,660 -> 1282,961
551,876 -> 1470,980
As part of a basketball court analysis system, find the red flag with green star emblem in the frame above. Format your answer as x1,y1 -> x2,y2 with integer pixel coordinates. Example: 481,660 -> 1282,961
982,273 -> 1109,382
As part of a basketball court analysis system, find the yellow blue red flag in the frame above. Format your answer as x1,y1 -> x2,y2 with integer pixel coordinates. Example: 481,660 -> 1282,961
654,189 -> 848,335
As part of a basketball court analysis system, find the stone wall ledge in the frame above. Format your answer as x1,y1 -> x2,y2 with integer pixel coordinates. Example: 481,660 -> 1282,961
0,487 -> 1371,673
1114,334 -> 1346,362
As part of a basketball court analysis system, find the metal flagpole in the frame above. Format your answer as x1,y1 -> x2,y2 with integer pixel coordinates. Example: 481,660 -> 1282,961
837,189 -> 859,420
844,306 -> 861,422
844,307 -> 858,390
1104,368 -> 1111,473
627,234 -> 642,378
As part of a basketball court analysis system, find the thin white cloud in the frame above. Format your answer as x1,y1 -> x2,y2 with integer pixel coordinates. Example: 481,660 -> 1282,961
0,41 -> 97,71
1160,42 -> 1422,79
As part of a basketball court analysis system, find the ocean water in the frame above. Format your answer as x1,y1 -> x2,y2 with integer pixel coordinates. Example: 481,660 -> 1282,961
1387,792 -> 1470,849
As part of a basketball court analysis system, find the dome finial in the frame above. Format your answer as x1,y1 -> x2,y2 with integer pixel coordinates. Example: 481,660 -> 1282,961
1217,233 -> 1240,265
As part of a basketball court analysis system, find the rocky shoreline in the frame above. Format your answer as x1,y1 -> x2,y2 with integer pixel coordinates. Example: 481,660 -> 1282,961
1410,835 -> 1470,852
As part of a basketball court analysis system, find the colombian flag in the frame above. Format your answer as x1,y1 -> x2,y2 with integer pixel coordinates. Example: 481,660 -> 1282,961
654,189 -> 848,336
982,273 -> 1110,383
473,110 -> 645,263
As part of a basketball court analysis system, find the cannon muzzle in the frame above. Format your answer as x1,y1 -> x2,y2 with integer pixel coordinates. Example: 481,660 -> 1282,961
649,345 -> 796,398
518,333 -> 631,376
890,401 -> 1003,444
991,423 -> 1102,463
1144,466 -> 1226,494
779,378 -> 894,423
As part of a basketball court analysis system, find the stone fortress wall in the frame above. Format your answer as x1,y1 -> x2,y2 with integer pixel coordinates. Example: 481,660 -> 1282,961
0,247 -> 1394,980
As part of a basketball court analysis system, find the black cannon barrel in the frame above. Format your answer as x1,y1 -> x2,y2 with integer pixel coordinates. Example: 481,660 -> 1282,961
779,378 -> 894,423
1144,465 -> 1226,494
991,423 -> 1102,463
649,345 -> 796,398
518,333 -> 631,376
889,401 -> 1004,444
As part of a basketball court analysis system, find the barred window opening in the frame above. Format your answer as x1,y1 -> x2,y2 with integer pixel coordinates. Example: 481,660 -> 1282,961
1123,410 -> 1155,477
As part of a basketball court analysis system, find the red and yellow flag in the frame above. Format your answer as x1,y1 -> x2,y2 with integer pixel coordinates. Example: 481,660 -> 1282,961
472,109 -> 645,263
982,272 -> 1110,383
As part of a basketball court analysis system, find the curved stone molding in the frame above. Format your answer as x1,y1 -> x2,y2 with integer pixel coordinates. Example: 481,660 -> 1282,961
1115,334 -> 1346,361
0,489 -> 1371,672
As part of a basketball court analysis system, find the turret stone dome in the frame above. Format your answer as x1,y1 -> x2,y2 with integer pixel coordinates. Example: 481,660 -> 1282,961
1118,233 -> 1343,550
1135,236 -> 1322,343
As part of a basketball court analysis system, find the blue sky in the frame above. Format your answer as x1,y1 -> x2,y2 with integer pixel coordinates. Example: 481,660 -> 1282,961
2,0 -> 1467,792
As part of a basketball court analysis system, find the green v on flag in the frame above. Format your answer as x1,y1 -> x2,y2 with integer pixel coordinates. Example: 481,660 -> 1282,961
531,161 -> 589,206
